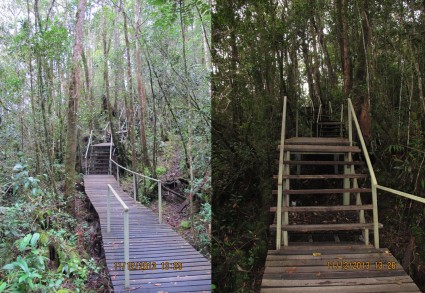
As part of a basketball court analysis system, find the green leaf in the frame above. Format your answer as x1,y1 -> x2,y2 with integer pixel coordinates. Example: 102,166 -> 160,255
2,263 -> 16,270
30,233 -> 40,247
0,282 -> 7,293
19,234 -> 32,251
16,258 -> 29,273
18,274 -> 28,283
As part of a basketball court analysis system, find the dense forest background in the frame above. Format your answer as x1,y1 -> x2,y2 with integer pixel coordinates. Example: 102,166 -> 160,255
212,0 -> 425,291
0,0 -> 211,291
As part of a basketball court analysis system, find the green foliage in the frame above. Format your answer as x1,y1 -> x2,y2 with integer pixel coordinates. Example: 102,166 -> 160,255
180,220 -> 191,229
155,165 -> 167,176
0,161 -> 100,292
195,202 -> 211,255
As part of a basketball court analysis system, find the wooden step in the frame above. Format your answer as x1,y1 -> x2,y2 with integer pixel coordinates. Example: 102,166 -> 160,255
274,174 -> 368,180
318,122 -> 343,125
284,137 -> 349,146
283,160 -> 364,166
270,204 -> 373,213
270,223 -> 383,232
278,145 -> 361,153
272,188 -> 372,195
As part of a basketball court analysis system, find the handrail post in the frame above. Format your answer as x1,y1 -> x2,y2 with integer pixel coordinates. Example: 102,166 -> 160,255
124,208 -> 129,289
372,183 -> 379,248
107,186 -> 111,233
348,98 -> 379,248
109,134 -> 113,175
276,96 -> 287,250
158,181 -> 162,223
348,101 -> 352,146
295,107 -> 299,137
340,104 -> 344,137
133,174 -> 137,201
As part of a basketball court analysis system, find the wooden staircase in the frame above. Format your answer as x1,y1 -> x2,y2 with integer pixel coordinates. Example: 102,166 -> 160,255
86,143 -> 113,174
261,97 -> 421,292
270,137 -> 381,245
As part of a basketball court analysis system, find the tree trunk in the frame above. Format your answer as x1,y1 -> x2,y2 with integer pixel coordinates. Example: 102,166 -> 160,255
26,0 -> 41,174
122,2 -> 137,171
64,0 -> 86,215
179,0 -> 195,245
134,0 -> 151,169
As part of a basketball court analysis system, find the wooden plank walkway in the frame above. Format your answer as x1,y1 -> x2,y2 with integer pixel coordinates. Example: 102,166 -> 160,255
261,243 -> 421,292
84,175 -> 211,292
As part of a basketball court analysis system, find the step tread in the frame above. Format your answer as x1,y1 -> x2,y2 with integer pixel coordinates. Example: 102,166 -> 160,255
270,204 -> 374,212
285,137 -> 349,146
282,160 -> 364,166
270,223 -> 383,232
278,145 -> 361,153
318,121 -> 343,125
274,174 -> 368,180
272,188 -> 372,195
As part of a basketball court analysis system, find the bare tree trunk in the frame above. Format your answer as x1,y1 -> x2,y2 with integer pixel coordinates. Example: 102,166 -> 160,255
122,2 -> 137,170
64,0 -> 86,214
82,49 -> 95,130
179,0 -> 196,246
310,21 -> 322,104
26,0 -> 41,173
134,0 -> 151,169
340,0 -> 351,97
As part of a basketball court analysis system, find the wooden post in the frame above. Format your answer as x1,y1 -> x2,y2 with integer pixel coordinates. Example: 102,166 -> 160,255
133,174 -> 137,201
124,209 -> 130,288
107,186 -> 110,233
276,96 -> 287,250
283,150 -> 290,247
158,181 -> 162,223
343,152 -> 351,205
372,183 -> 379,248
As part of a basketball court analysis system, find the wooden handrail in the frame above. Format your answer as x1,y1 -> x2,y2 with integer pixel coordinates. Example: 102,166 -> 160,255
107,184 -> 129,289
84,130 -> 93,159
109,135 -> 163,223
347,98 -> 379,248
277,96 -> 287,250
377,185 -> 425,204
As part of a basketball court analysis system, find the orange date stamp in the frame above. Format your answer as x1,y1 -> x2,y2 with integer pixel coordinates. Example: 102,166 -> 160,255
113,261 -> 183,271
327,260 -> 397,270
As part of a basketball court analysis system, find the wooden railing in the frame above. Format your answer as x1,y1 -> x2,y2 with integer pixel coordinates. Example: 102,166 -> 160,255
276,97 -> 425,250
109,135 -> 163,223
276,96 -> 287,250
347,98 -> 379,247
84,130 -> 93,174
106,184 -> 130,289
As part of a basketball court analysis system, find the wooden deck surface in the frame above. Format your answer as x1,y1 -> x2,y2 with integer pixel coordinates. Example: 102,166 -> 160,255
84,175 -> 211,292
261,243 -> 420,292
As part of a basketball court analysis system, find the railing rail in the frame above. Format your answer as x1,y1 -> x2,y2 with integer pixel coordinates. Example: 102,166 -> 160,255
107,184 -> 129,289
347,98 -> 379,248
84,130 -> 93,174
276,96 -> 287,250
109,135 -> 163,223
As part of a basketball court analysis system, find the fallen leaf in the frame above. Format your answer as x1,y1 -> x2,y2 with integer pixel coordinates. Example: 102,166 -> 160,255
313,252 -> 321,257
154,283 -> 162,286
236,264 -> 249,272
316,272 -> 321,277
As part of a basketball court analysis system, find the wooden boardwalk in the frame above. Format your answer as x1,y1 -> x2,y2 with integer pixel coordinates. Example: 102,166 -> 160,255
84,175 -> 211,292
261,243 -> 421,292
